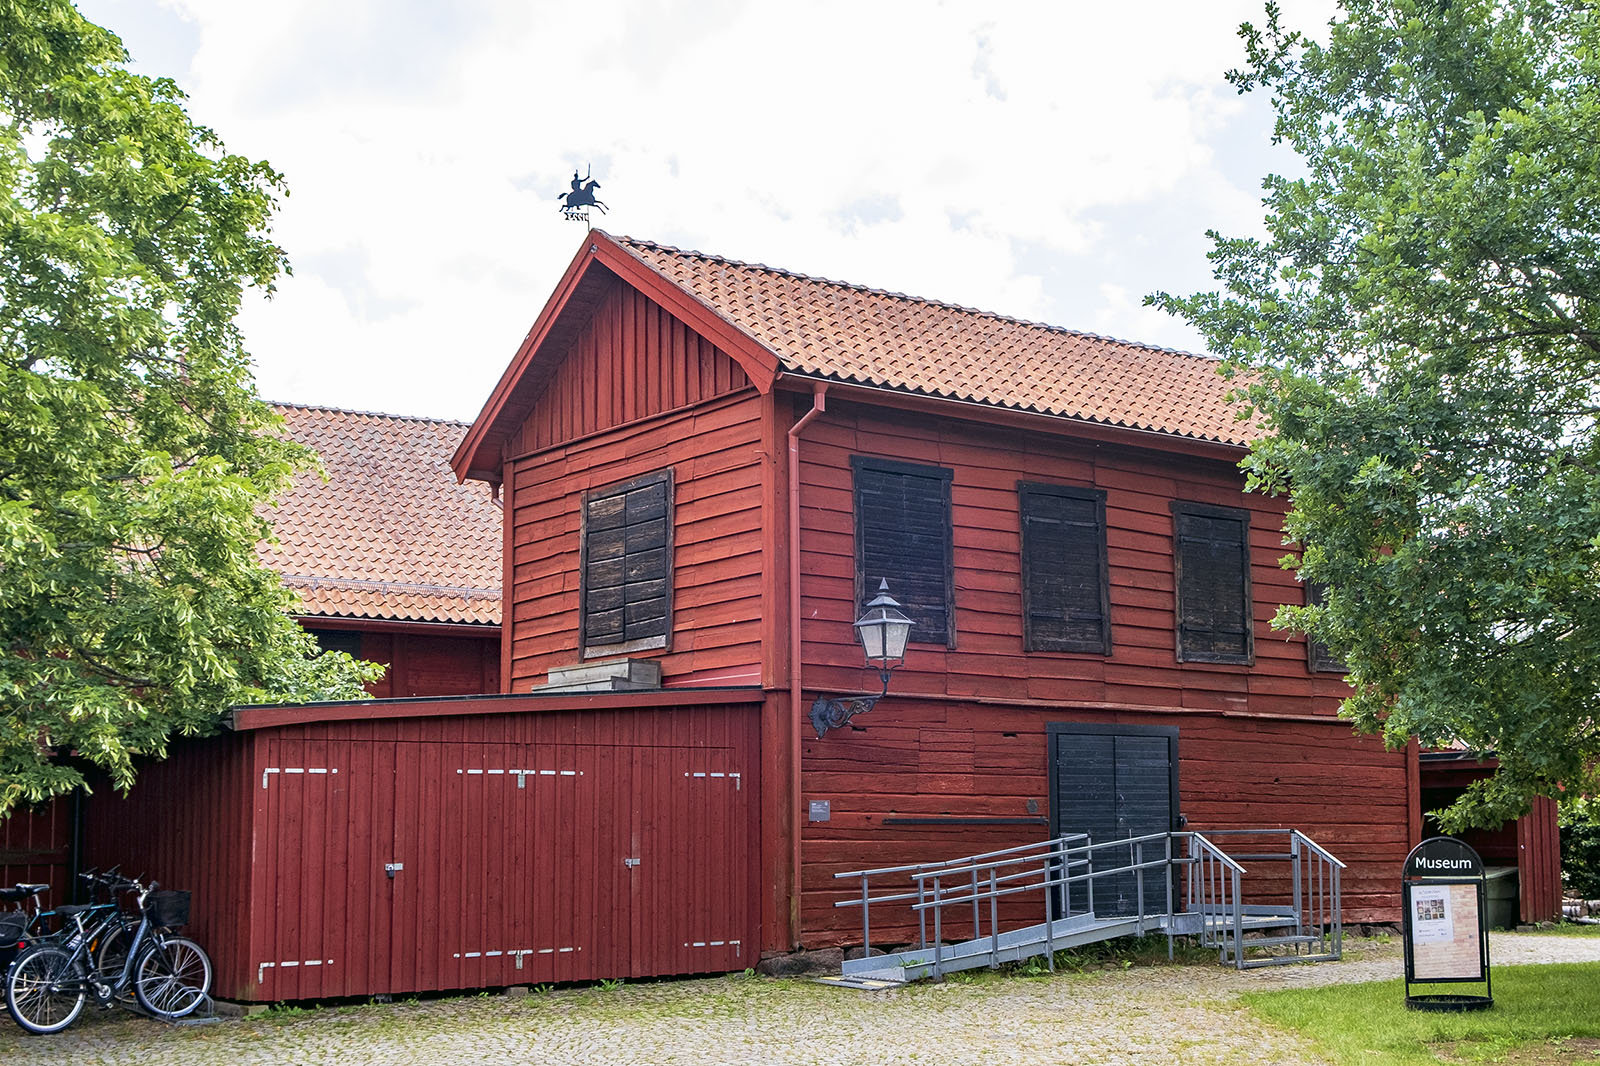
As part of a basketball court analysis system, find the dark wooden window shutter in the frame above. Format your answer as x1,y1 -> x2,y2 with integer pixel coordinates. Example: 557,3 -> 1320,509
581,469 -> 673,653
1018,482 -> 1110,654
852,456 -> 954,646
1170,502 -> 1253,664
1305,581 -> 1347,673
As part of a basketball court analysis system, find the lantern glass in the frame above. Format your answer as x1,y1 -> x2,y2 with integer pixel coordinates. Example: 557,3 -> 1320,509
853,580 -> 913,669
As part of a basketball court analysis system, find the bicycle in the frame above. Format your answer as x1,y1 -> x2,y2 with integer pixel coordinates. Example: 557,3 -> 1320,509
3,869 -> 138,984
4,874 -> 212,1033
1,882 -> 50,977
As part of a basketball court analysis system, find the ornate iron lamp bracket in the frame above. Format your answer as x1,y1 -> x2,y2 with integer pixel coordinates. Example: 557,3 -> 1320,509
809,669 -> 892,740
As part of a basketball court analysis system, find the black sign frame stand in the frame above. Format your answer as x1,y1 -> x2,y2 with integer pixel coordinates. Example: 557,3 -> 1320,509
1401,836 -> 1493,1012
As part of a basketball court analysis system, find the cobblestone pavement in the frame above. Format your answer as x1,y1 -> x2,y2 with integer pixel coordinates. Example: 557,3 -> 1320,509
1,934 -> 1595,1066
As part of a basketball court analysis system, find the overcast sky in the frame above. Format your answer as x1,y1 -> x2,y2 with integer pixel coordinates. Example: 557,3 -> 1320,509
78,0 -> 1337,423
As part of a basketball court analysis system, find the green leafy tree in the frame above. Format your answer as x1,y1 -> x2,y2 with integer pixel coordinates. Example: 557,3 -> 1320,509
0,1 -> 377,815
1155,0 -> 1600,829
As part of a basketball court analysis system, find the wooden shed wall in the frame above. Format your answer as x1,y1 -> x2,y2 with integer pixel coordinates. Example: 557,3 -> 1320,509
506,391 -> 767,690
0,796 -> 73,907
88,696 -> 762,1002
358,630 -> 501,698
1419,760 -> 1564,923
798,700 -> 1410,945
82,735 -> 258,999
794,399 -> 1345,713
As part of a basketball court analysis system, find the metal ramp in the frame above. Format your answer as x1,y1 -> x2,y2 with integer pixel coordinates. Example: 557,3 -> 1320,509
826,829 -> 1345,987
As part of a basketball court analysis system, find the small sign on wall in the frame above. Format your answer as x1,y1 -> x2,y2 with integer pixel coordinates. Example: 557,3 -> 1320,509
808,800 -> 831,823
1402,837 -> 1492,1010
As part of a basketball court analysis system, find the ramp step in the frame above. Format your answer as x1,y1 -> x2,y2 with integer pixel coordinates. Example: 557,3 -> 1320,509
1241,934 -> 1321,948
814,973 -> 905,990
1238,952 -> 1340,969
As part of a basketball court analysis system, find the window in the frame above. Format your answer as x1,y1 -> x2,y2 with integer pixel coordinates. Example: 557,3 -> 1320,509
1170,501 -> 1253,664
580,469 -> 673,654
1304,581 -> 1347,673
308,629 -> 363,657
852,455 -> 954,646
1018,482 -> 1110,654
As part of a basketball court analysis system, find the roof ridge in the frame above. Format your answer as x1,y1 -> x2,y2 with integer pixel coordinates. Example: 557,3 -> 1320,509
270,400 -> 471,427
605,232 -> 1218,364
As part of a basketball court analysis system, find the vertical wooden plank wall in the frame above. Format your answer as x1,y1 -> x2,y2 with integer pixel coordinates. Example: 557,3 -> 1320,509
357,631 -> 501,698
1518,797 -> 1562,924
82,735 -> 258,1000
503,281 -> 751,457
240,698 -> 761,1001
0,797 -> 72,906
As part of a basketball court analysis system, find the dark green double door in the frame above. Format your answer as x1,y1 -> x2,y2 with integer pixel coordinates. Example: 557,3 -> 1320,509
1048,723 -> 1180,919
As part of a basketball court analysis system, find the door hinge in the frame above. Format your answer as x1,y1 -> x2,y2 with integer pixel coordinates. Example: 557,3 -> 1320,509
623,857 -> 641,869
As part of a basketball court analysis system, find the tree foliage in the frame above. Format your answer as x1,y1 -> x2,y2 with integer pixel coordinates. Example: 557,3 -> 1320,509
1155,0 -> 1600,829
0,1 -> 377,815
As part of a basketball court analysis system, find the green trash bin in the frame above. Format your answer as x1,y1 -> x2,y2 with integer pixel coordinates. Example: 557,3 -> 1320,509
1484,867 -> 1518,930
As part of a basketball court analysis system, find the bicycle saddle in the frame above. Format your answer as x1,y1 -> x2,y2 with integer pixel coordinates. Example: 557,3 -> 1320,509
53,903 -> 99,916
0,884 -> 48,901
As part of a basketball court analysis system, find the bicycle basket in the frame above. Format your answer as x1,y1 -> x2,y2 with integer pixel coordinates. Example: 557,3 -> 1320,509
147,889 -> 190,929
0,913 -> 26,945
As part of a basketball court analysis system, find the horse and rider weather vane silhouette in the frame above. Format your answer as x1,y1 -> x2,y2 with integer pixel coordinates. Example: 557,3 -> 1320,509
558,165 -> 607,222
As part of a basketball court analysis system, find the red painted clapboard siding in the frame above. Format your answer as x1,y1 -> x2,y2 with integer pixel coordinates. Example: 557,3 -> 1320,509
505,279 -> 751,458
506,391 -> 766,691
795,400 -> 1336,714
81,737 -> 258,1000
798,702 -> 1409,946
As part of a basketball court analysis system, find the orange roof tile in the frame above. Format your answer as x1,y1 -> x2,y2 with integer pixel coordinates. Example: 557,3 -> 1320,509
262,404 -> 501,626
611,234 -> 1258,448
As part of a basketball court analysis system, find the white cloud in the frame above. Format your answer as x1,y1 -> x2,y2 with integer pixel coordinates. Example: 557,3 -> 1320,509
78,0 -> 1340,420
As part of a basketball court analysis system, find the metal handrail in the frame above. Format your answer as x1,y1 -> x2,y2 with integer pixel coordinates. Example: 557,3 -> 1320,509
831,828 -> 1341,977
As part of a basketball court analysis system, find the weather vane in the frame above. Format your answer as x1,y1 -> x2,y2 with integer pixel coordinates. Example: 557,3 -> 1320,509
558,164 -> 607,222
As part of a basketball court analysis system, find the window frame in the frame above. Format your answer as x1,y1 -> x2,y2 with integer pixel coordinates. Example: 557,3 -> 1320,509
1304,580 -> 1348,674
578,467 -> 675,658
851,454 -> 956,648
1170,500 -> 1255,665
1017,481 -> 1111,655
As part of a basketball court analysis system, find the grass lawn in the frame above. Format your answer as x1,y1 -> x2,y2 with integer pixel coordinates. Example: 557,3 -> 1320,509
1520,923 -> 1600,937
1244,963 -> 1600,1066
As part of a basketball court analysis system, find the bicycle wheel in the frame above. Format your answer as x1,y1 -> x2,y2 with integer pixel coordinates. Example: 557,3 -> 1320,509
132,936 -> 211,1019
6,944 -> 86,1035
94,922 -> 132,985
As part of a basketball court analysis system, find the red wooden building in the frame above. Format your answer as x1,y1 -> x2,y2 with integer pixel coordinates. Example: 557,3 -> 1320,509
75,232 -> 1565,1001
446,229 -> 1421,952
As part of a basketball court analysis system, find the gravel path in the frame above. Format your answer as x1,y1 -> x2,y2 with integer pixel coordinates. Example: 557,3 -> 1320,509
1,934 -> 1595,1065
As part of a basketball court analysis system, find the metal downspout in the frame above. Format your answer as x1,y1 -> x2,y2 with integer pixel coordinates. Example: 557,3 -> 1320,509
787,382 -> 827,945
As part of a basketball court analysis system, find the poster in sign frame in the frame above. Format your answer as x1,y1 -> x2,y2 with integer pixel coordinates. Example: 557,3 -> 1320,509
1401,836 -> 1492,1011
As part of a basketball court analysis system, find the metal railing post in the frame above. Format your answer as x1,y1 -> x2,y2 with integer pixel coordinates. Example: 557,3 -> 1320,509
1135,838 -> 1145,934
1290,833 -> 1303,938
861,874 -> 872,957
1164,834 -> 1174,960
971,866 -> 981,940
917,875 -> 927,950
1231,867 -> 1244,969
1043,844 -> 1056,972
932,875 -> 943,978
989,868 -> 1000,967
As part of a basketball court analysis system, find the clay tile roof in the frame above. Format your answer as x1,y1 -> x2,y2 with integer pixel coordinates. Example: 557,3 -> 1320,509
612,234 -> 1259,448
261,404 -> 501,626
